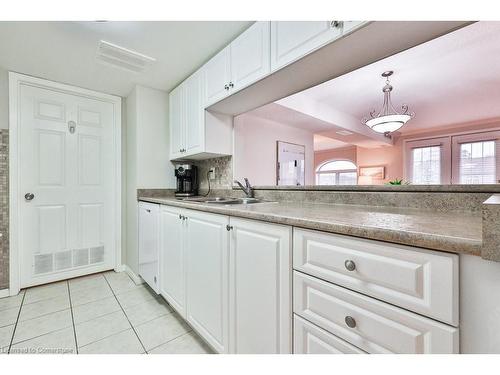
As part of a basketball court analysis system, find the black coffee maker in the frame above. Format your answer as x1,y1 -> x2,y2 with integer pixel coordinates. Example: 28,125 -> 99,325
175,164 -> 198,197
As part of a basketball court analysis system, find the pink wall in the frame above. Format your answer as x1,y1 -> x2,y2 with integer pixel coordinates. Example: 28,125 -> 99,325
356,143 -> 404,184
233,113 -> 315,185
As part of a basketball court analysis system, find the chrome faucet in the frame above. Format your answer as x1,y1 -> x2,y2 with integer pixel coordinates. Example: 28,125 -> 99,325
234,178 -> 254,198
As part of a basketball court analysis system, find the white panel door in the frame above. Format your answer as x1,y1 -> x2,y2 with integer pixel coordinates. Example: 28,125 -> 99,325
204,46 -> 231,107
138,202 -> 160,293
19,84 -> 117,287
229,218 -> 292,354
159,206 -> 186,317
169,84 -> 184,159
230,21 -> 271,92
270,21 -> 342,71
183,70 -> 204,156
185,209 -> 229,353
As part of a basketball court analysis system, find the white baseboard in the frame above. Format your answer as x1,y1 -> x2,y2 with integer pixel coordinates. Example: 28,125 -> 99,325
0,289 -> 10,299
116,264 -> 144,285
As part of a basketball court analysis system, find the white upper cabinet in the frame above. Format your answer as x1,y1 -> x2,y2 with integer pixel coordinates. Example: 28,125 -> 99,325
270,21 -> 343,71
138,202 -> 160,294
204,21 -> 271,108
230,21 -> 271,93
228,218 -> 292,354
204,46 -> 231,107
185,209 -> 229,354
168,84 -> 184,160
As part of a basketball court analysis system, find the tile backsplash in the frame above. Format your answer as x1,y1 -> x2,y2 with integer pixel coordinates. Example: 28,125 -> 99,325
0,129 -> 8,290
191,155 -> 233,190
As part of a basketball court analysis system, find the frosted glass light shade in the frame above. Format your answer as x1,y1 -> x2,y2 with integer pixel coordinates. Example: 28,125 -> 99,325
365,114 -> 412,133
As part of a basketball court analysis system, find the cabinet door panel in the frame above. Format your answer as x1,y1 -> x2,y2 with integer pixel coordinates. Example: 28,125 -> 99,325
229,218 -> 292,353
138,202 -> 160,293
169,85 -> 184,159
184,70 -> 204,155
204,47 -> 231,107
160,206 -> 186,317
185,210 -> 229,353
230,21 -> 271,92
270,21 -> 342,71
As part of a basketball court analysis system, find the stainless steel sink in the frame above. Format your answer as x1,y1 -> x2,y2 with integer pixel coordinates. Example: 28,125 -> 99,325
182,197 -> 269,205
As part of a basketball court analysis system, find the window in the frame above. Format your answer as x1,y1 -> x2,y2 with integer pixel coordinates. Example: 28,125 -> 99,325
452,131 -> 500,184
406,137 -> 451,185
459,141 -> 496,184
316,160 -> 357,185
405,130 -> 500,185
411,146 -> 441,184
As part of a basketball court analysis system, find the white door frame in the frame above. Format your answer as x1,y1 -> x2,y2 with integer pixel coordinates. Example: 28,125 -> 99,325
8,72 -> 122,296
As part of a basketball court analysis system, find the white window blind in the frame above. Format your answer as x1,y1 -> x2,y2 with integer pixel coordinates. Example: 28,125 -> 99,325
459,140 -> 497,184
316,160 -> 357,185
411,145 -> 441,184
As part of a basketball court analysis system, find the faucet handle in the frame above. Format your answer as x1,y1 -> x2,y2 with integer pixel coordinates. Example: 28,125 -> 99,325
244,178 -> 251,188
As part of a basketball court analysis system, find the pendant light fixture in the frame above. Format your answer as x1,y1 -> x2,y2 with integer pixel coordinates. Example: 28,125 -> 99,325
363,71 -> 414,135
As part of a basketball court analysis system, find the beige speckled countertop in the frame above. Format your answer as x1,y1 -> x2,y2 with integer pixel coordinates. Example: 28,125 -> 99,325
138,196 -> 483,256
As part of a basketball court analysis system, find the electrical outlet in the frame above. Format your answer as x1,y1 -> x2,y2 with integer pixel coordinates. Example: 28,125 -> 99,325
208,166 -> 216,181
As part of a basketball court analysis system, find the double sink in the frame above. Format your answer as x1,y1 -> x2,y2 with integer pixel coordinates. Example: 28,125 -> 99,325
181,196 -> 268,205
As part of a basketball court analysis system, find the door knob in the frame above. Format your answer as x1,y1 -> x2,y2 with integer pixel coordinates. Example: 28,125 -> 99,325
24,193 -> 35,201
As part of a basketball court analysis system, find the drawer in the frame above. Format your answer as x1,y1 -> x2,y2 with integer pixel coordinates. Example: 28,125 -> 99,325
293,271 -> 459,354
294,315 -> 366,354
293,228 -> 458,326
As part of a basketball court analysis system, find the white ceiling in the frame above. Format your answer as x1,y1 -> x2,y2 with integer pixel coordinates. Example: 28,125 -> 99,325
0,21 -> 252,97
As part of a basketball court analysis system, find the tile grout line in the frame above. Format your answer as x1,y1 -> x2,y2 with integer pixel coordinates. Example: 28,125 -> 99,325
66,280 -> 79,354
103,274 -> 148,354
6,292 -> 26,354
7,291 -> 26,354
146,330 -> 194,354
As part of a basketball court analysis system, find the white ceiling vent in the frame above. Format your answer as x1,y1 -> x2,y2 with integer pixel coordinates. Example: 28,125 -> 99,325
335,130 -> 354,136
96,40 -> 156,73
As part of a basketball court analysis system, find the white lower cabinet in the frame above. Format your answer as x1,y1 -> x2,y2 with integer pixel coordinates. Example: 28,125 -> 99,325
294,315 -> 366,354
138,202 -> 160,293
185,210 -> 229,354
159,205 -> 186,317
229,218 -> 292,353
294,271 -> 459,354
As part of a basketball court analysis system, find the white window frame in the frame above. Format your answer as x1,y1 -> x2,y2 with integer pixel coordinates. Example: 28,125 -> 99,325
451,130 -> 500,184
404,137 -> 452,185
315,159 -> 358,185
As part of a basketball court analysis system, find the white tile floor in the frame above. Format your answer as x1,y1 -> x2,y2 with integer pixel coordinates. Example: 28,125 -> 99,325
0,271 -> 214,354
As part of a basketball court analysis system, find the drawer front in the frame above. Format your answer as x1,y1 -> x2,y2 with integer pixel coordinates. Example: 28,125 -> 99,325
293,272 -> 459,354
293,228 -> 458,326
294,315 -> 365,354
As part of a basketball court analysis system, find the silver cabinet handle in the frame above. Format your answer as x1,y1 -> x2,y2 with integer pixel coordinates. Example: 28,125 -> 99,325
344,259 -> 356,271
146,209 -> 151,213
345,316 -> 356,328
330,20 -> 343,29
224,84 -> 229,91
179,214 -> 183,220
228,82 -> 234,88
226,225 -> 233,231
24,193 -> 35,201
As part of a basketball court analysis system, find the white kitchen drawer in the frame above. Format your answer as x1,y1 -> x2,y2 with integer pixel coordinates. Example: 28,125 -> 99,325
293,228 -> 458,326
294,315 -> 366,354
293,272 -> 459,354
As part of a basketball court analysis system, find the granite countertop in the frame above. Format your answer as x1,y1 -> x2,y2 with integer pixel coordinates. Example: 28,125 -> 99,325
138,196 -> 483,256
